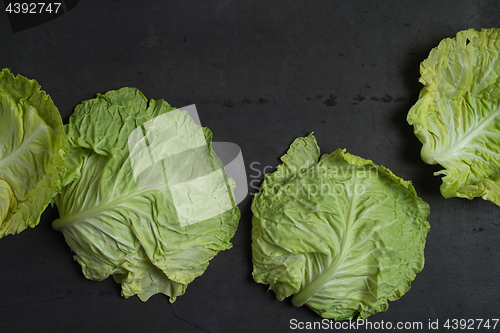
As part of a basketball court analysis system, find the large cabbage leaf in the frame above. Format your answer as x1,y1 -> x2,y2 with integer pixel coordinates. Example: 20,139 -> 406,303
52,87 -> 240,302
0,68 -> 67,237
408,28 -> 500,204
251,133 -> 430,320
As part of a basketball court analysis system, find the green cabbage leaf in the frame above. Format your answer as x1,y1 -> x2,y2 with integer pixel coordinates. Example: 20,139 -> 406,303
52,87 -> 240,302
0,68 -> 68,237
408,28 -> 500,204
251,134 -> 430,320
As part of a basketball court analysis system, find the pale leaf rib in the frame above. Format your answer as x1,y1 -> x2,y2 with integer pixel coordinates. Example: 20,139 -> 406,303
433,104 -> 500,162
332,264 -> 380,278
291,172 -> 359,307
0,125 -> 47,169
81,220 -> 137,257
0,128 -> 14,156
472,55 -> 498,96
340,246 -> 387,271
52,185 -> 169,230
349,195 -> 388,231
0,169 -> 31,190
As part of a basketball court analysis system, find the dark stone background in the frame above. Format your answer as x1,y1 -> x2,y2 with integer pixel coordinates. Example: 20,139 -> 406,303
1,1 -> 499,332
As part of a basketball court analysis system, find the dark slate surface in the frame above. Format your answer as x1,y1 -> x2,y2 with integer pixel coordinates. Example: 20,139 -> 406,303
1,1 -> 499,332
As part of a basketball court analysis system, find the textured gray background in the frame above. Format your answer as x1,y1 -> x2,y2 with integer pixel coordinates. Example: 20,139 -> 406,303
1,1 -> 500,332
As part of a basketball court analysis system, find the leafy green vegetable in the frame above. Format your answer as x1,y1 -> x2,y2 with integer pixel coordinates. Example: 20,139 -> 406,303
408,28 -> 500,204
52,87 -> 240,302
251,133 -> 430,320
0,68 -> 68,238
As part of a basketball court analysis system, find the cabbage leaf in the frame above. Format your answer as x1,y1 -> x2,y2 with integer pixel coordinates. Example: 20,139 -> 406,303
251,133 -> 430,320
407,28 -> 500,204
0,68 -> 67,237
52,87 -> 240,302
